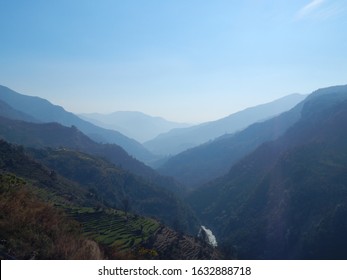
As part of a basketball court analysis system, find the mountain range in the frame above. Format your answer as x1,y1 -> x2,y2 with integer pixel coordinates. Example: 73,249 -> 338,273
144,94 -> 306,156
0,139 -> 219,259
0,117 -> 197,230
158,95 -> 305,188
187,85 -> 347,259
80,111 -> 191,143
0,116 -> 186,195
1,83 -> 347,260
0,85 -> 305,165
0,85 -> 155,163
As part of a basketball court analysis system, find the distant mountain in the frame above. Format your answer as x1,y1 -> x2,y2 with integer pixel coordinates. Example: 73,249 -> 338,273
158,98 -> 305,188
144,94 -> 306,156
188,85 -> 347,259
0,85 -> 155,163
80,111 -> 191,143
0,116 -> 186,195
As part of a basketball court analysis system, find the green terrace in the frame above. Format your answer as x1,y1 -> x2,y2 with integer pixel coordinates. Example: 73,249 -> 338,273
66,207 -> 160,252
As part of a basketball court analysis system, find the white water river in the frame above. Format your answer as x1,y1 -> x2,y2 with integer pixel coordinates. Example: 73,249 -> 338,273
199,225 -> 218,247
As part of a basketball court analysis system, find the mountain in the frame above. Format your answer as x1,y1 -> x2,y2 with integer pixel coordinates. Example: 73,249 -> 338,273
158,97 -> 305,188
0,116 -> 186,195
0,172 -> 104,260
187,85 -> 347,259
0,85 -> 155,163
0,99 -> 39,122
0,139 -> 218,259
0,139 -> 105,259
27,147 -> 199,234
80,111 -> 191,143
144,94 -> 306,156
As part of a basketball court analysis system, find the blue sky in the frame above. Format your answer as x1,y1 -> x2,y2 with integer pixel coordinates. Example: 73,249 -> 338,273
1,0 -> 346,123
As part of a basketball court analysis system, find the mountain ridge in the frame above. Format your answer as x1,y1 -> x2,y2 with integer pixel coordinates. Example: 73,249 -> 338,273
144,93 -> 306,156
0,139 -> 218,259
187,84 -> 347,259
0,99 -> 40,123
0,85 -> 155,163
158,96 -> 306,188
80,111 -> 191,143
0,116 -> 186,195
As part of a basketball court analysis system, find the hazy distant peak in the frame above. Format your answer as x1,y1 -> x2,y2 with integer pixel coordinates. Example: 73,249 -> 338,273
307,84 -> 347,98
144,93 -> 306,156
83,110 -> 188,123
79,111 -> 191,143
0,85 -> 155,162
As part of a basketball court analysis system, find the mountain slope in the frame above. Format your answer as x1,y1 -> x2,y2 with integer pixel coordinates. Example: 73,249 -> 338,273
0,117 -> 186,195
187,85 -> 347,259
0,172 -> 103,260
158,98 -> 305,188
0,140 -> 216,259
0,99 -> 39,123
80,111 -> 190,143
0,85 -> 154,162
144,94 -> 305,156
28,147 -> 198,234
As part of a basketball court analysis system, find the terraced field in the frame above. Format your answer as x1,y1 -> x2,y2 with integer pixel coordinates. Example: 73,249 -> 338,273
67,208 -> 160,252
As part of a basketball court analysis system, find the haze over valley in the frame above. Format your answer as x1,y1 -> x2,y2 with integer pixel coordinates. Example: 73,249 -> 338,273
1,84 -> 347,260
79,111 -> 191,143
1,0 -> 347,260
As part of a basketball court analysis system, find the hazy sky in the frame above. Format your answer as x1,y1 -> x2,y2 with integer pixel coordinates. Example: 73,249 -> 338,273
1,0 -> 346,123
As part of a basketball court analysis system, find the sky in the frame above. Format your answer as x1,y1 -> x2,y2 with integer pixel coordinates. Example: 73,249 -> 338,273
0,0 -> 347,123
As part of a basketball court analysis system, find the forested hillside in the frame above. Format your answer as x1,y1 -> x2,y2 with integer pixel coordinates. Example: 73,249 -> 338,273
0,140 -> 217,259
188,85 -> 347,259
0,117 -> 186,195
